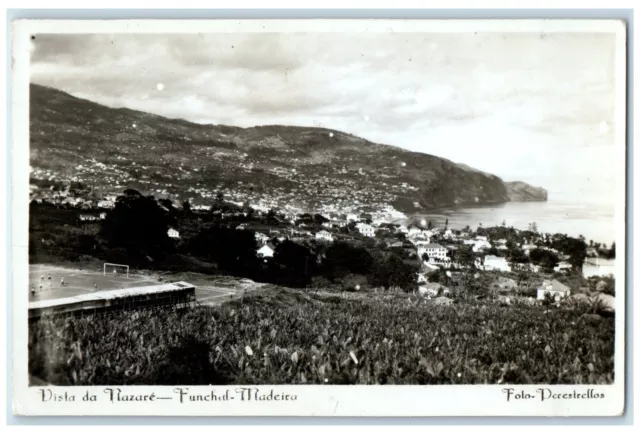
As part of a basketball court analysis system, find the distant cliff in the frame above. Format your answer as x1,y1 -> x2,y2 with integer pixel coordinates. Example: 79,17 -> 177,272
505,181 -> 548,202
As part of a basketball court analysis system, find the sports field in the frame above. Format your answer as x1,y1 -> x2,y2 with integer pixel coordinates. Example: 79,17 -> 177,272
29,264 -> 240,305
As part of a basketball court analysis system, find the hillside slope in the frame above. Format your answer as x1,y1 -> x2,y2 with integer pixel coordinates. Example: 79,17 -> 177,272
505,181 -> 548,202
29,83 -> 546,213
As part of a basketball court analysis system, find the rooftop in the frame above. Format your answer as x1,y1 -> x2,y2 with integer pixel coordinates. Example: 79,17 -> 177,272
424,243 -> 445,249
29,281 -> 195,311
540,279 -> 571,293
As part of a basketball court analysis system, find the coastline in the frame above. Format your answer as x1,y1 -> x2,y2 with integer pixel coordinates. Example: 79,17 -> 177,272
402,198 -> 615,246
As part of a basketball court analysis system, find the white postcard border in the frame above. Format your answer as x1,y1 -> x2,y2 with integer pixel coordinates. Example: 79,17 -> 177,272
10,18 -> 628,417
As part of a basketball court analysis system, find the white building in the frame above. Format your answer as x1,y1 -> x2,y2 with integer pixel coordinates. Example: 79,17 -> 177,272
356,222 -> 375,237
97,200 -> 115,209
193,205 -> 211,211
472,240 -> 492,253
537,279 -> 571,301
412,239 -> 432,247
408,227 -> 424,237
323,220 -> 346,229
346,214 -> 359,222
397,225 -> 409,234
315,230 -> 334,242
167,228 -> 180,239
419,243 -> 448,261
257,243 -> 275,258
483,255 -> 511,272
422,262 -> 440,273
418,282 -> 450,297
255,232 -> 270,244
554,261 -> 572,273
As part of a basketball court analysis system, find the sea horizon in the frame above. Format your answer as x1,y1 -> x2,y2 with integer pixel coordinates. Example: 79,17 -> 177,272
406,192 -> 616,246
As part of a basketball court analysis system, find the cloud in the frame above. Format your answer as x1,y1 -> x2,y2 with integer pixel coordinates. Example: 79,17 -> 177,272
29,32 -> 619,194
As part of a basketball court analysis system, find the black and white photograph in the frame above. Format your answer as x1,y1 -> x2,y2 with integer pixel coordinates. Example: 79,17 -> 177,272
11,19 -> 627,417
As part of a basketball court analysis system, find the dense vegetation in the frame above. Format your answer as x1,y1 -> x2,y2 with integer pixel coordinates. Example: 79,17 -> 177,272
31,188 -> 603,290
29,288 -> 615,385
30,192 -> 420,291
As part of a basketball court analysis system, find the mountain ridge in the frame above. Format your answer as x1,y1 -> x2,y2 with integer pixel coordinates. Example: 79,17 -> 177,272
29,83 -> 547,213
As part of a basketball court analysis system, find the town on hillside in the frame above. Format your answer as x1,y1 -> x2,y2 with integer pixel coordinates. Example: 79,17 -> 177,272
29,186 -> 616,311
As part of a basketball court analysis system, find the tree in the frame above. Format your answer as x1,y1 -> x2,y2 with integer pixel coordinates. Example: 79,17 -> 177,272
321,242 -> 374,280
444,218 -> 449,230
603,242 -> 616,259
313,214 -> 329,224
427,220 -> 434,230
529,222 -> 538,233
529,248 -> 560,272
241,201 -> 253,216
543,291 -> 555,312
100,190 -> 173,262
158,198 -> 174,211
182,200 -> 192,214
369,254 -> 417,291
549,234 -> 587,270
123,188 -> 142,198
216,192 -> 224,203
272,240 -> 316,287
428,268 -> 452,286
421,253 -> 430,262
188,226 -> 258,276
508,248 -> 530,264
453,245 -> 474,268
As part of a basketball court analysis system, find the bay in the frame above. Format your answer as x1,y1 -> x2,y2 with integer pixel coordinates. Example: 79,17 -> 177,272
406,195 -> 617,246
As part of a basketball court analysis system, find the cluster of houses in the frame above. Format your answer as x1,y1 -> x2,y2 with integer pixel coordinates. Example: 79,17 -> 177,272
415,277 -> 572,303
78,212 -> 107,222
53,184 -> 580,291
245,213 -> 572,279
30,184 -> 119,210
243,214 -> 588,304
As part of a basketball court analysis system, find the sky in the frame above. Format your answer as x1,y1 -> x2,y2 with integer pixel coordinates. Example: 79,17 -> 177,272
29,32 -> 620,203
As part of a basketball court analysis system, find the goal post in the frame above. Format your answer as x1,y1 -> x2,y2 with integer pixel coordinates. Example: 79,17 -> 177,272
104,263 -> 130,278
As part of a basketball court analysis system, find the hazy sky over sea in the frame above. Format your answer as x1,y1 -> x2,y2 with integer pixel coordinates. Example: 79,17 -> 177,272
30,32 -> 620,202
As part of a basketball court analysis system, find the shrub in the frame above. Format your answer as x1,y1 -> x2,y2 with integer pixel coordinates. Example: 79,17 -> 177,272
29,291 -> 615,386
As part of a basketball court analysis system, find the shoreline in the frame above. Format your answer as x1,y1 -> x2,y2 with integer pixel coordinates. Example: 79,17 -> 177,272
400,199 -> 615,246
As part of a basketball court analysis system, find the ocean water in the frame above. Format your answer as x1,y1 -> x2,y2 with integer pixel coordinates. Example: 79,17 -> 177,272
582,258 -> 616,278
408,194 -> 618,246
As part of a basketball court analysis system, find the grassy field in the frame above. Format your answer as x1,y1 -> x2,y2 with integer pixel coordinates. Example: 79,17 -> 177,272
28,286 -> 615,386
29,264 -> 156,302
28,264 -> 267,305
